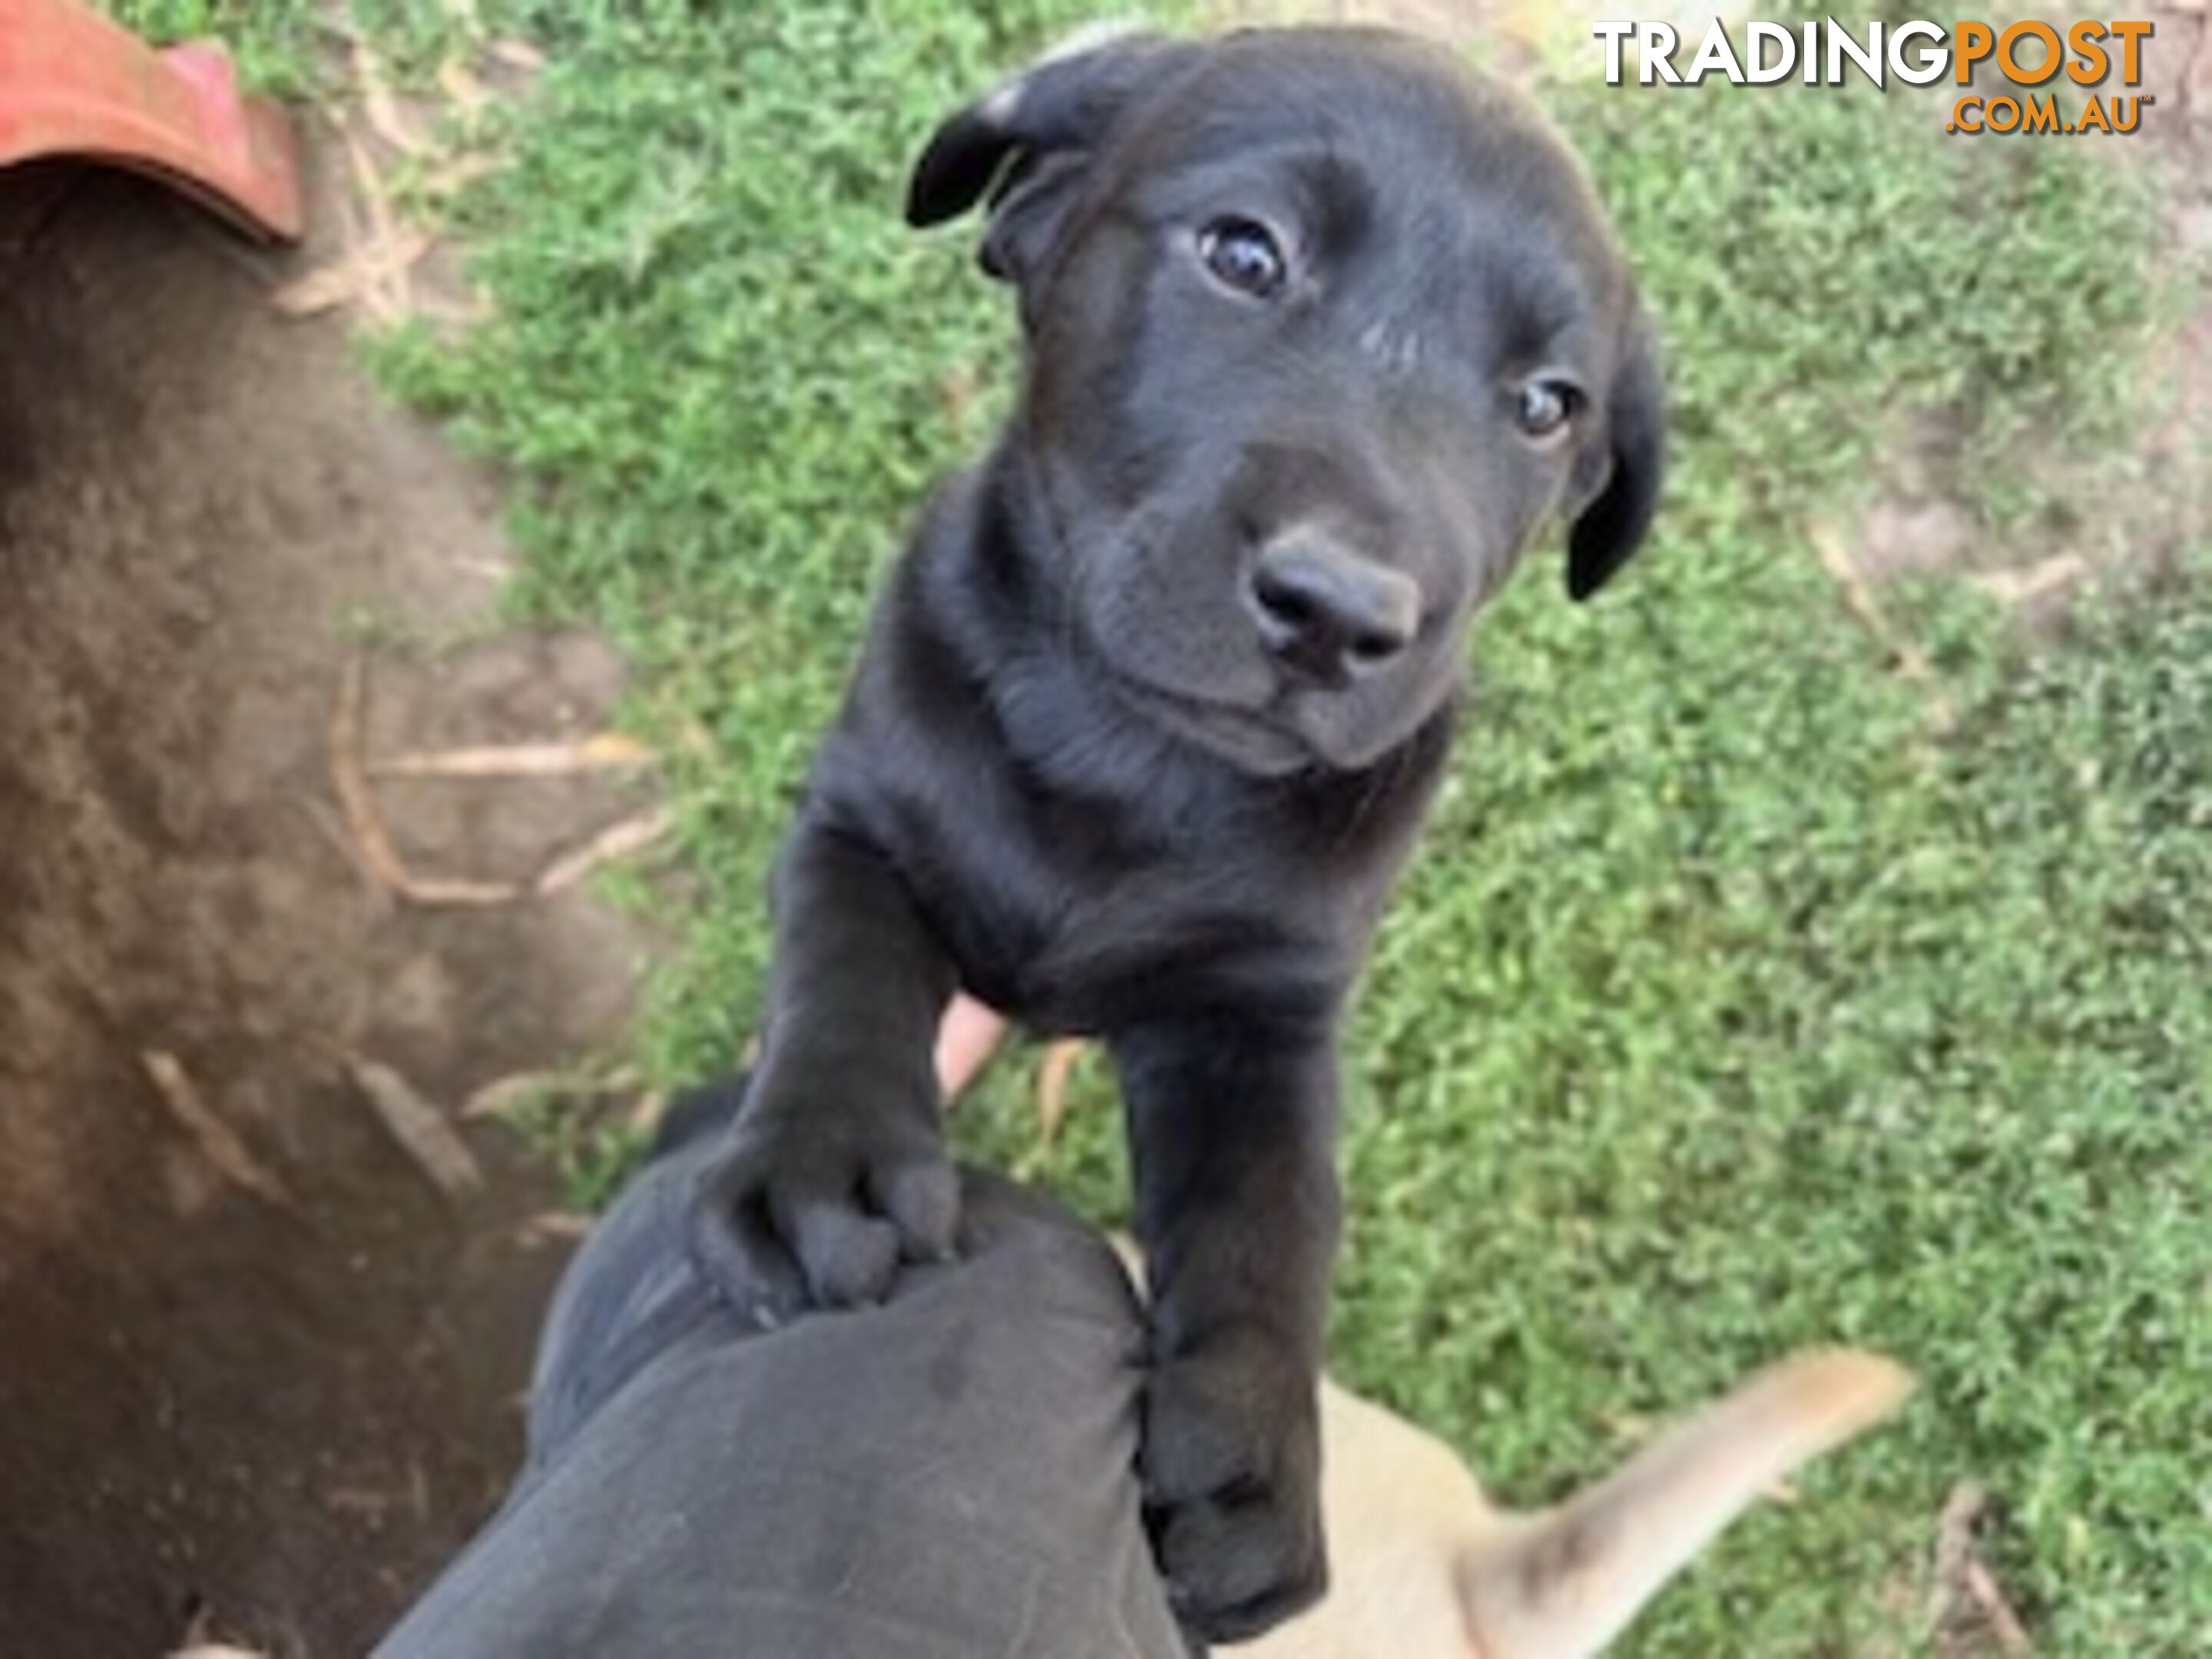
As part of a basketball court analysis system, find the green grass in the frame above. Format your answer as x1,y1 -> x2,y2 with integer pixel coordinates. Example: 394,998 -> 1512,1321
119,2 -> 2208,1650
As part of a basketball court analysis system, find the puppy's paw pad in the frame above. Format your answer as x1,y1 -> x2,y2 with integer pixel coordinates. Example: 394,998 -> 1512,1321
1153,1491 -> 1324,1641
1141,1354 -> 1325,1644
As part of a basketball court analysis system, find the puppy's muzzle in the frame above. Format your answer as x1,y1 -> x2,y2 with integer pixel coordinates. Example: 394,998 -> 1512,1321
1244,530 -> 1419,688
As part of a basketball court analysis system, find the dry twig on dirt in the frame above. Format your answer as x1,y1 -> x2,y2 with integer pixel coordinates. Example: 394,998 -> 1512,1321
343,34 -> 430,157
369,733 -> 653,778
271,228 -> 431,320
141,1052 -> 297,1211
1813,525 -> 1957,735
329,661 -> 523,908
461,1070 -> 559,1121
297,795 -> 396,911
516,1210 -> 593,1248
488,37 -> 547,73
331,667 -> 671,905
171,1638 -> 268,1659
437,58 -> 496,119
333,115 -> 417,323
627,1090 -> 671,1138
1969,552 -> 2091,608
346,1056 -> 485,1198
533,806 -> 675,896
1930,1480 -> 2033,1655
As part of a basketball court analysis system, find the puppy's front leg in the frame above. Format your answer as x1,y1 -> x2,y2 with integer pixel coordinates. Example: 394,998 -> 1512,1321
1114,1018 -> 1342,1645
689,818 -> 959,1318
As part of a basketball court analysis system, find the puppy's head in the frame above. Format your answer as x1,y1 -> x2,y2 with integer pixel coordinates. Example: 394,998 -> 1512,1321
910,28 -> 1664,776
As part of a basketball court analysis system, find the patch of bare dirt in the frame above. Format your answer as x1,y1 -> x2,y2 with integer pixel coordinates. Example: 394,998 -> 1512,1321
1839,11 -> 2212,626
0,140 -> 660,1657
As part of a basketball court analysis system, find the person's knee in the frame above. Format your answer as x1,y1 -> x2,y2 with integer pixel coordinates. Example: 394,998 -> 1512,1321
952,1170 -> 1143,1323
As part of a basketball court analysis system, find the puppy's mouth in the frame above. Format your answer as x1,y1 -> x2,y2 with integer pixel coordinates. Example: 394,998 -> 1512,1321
1038,471 -> 1425,776
1097,662 -> 1317,777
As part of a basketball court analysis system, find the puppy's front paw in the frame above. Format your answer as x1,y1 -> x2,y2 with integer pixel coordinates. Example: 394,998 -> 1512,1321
686,1096 -> 959,1323
1141,1336 -> 1326,1644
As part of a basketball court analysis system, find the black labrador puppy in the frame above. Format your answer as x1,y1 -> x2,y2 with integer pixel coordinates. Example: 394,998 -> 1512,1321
690,25 -> 1664,1643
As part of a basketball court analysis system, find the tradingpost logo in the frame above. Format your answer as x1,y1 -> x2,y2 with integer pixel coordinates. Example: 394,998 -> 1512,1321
1594,18 -> 2157,136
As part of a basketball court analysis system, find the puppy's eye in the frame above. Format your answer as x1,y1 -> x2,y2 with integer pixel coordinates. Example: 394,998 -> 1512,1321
1197,217 -> 1287,299
1516,379 -> 1581,442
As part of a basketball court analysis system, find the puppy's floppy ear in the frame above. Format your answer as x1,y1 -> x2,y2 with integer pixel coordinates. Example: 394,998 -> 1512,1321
906,27 -> 1201,284
1565,301 -> 1666,601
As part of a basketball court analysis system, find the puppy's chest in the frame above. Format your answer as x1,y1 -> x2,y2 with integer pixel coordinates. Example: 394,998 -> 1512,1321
924,825 -> 1356,1035
844,697 -> 1410,1031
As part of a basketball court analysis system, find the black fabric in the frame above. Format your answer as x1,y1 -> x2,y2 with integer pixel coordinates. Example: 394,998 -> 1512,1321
379,1105 -> 1186,1658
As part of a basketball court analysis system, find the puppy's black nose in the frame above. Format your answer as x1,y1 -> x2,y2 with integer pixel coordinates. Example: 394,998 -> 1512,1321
1246,534 -> 1419,685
